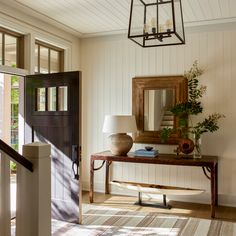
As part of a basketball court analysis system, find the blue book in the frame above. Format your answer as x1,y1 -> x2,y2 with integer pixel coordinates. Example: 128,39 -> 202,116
135,153 -> 158,157
134,149 -> 159,157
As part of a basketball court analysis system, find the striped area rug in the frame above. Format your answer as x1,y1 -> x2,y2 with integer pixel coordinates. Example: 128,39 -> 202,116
52,205 -> 236,236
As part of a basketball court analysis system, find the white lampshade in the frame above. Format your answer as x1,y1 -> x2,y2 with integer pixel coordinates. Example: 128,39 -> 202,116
102,115 -> 137,134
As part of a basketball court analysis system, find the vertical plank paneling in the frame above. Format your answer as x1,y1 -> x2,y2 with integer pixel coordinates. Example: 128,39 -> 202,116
147,48 -> 156,184
98,41 -> 106,186
81,27 -> 236,204
229,31 -> 236,195
198,31 -> 209,191
189,33 -> 200,189
81,41 -> 90,184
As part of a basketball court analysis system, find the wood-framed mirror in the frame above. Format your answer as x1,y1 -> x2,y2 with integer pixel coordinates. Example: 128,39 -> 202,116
132,76 -> 188,144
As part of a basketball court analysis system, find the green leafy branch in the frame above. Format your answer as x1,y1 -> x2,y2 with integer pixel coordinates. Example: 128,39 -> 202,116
189,113 -> 225,140
160,61 -> 225,143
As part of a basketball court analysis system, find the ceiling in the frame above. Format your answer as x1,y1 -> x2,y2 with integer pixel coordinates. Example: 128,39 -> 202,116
2,0 -> 236,37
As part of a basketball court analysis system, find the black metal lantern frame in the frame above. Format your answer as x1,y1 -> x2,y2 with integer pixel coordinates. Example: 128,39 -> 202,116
128,0 -> 185,47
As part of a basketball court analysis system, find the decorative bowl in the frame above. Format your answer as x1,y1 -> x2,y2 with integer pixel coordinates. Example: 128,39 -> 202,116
145,146 -> 153,151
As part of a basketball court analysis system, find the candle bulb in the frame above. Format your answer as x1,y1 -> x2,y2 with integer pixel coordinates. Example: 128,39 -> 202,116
151,17 -> 156,34
143,24 -> 149,39
151,17 -> 156,27
143,23 -> 149,33
159,24 -> 164,33
165,19 -> 172,32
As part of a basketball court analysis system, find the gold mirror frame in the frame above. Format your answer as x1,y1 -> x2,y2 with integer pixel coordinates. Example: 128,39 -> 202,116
132,76 -> 188,144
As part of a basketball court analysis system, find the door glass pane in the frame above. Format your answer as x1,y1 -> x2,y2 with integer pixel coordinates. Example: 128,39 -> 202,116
36,88 -> 46,111
5,34 -> 17,67
0,33 -> 2,65
58,86 -> 68,111
50,50 -> 60,73
35,44 -> 39,73
39,46 -> 49,73
48,87 -> 57,111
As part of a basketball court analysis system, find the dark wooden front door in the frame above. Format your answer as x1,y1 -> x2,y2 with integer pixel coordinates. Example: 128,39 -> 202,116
25,71 -> 81,223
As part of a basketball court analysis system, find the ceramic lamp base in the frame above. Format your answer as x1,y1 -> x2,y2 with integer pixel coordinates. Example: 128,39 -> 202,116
108,133 -> 133,156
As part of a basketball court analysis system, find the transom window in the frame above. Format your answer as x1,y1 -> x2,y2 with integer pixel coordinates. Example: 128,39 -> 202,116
35,41 -> 64,74
0,27 -> 24,68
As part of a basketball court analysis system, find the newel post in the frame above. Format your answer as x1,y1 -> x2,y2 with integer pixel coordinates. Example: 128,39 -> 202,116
16,142 -> 51,236
0,151 -> 11,236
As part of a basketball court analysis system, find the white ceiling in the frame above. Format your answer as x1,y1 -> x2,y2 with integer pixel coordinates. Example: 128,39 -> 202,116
2,0 -> 236,37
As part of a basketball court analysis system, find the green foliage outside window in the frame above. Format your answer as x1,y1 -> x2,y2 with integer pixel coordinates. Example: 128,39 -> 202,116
10,161 -> 17,173
11,75 -> 19,103
11,74 -> 19,155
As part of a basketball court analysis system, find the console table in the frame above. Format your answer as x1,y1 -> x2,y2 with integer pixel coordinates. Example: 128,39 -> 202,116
90,151 -> 218,218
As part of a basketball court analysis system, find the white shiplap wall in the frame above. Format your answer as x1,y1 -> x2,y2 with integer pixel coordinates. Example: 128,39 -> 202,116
81,23 -> 236,206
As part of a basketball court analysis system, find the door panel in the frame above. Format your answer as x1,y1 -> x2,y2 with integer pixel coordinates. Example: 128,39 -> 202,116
25,71 -> 81,223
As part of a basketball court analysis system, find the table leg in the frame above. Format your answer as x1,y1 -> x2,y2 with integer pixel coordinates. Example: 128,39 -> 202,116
105,160 -> 110,194
89,159 -> 94,203
210,165 -> 216,218
215,163 -> 218,206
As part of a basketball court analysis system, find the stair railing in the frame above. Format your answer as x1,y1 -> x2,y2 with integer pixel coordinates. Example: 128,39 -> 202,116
0,139 -> 51,236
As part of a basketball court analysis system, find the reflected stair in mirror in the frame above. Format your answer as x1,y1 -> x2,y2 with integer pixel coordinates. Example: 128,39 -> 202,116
160,111 -> 174,130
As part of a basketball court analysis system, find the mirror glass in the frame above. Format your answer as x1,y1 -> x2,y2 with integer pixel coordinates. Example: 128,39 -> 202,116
144,89 -> 175,131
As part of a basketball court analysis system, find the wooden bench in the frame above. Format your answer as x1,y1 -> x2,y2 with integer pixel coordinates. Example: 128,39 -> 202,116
111,180 -> 205,209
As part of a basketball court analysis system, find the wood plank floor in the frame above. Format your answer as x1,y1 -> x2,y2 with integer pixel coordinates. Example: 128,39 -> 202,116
82,191 -> 236,222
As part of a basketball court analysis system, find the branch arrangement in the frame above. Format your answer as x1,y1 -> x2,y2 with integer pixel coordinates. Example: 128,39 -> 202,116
161,61 -> 225,142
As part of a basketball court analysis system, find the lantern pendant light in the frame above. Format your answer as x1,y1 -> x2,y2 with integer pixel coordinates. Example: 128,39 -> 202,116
128,0 -> 185,47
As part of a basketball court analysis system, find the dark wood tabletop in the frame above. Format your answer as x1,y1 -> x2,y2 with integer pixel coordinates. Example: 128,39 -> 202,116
91,151 -> 218,167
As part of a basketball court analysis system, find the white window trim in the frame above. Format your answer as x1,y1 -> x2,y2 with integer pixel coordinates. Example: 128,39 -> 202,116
0,65 -> 28,76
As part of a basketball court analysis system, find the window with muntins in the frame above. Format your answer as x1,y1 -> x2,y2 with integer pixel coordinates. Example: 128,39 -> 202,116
0,27 -> 24,68
35,41 -> 64,74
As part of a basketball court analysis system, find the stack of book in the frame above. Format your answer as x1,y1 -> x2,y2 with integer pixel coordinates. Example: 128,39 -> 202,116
134,149 -> 159,157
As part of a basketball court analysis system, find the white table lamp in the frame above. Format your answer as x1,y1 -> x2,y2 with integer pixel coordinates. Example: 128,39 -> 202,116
103,115 -> 137,155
